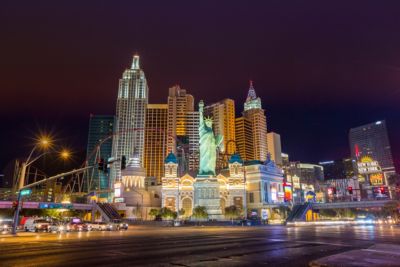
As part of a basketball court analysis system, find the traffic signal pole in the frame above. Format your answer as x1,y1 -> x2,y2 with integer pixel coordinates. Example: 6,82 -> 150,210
11,191 -> 22,235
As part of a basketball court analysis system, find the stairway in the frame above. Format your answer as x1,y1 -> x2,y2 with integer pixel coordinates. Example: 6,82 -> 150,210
286,203 -> 312,222
95,203 -> 122,222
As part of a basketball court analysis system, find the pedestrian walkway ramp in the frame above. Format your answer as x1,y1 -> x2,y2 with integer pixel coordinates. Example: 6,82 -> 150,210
286,203 -> 312,222
95,203 -> 122,222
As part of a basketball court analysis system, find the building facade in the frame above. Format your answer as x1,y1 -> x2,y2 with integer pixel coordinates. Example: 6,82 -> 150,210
319,158 -> 356,180
161,153 -> 286,220
111,55 -> 149,182
285,162 -> 324,203
86,115 -> 115,191
161,153 -> 246,219
245,156 -> 286,217
144,104 -> 168,183
349,120 -> 396,178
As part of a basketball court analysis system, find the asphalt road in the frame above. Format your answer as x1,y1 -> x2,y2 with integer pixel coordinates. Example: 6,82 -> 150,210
1,225 -> 400,267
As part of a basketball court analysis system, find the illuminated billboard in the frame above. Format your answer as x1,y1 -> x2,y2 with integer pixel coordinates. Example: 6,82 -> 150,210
357,156 -> 381,174
370,173 -> 384,185
283,182 -> 292,201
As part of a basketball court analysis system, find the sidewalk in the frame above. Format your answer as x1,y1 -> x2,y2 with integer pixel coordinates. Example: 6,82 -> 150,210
310,244 -> 400,267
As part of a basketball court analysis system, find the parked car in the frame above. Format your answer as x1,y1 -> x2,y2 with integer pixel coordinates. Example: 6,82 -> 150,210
24,218 -> 50,232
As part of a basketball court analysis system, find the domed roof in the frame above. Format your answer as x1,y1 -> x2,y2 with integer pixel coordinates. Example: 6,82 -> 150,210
229,153 -> 243,164
165,152 -> 178,164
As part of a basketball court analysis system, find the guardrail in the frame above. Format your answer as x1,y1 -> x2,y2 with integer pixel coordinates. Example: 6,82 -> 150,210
312,200 -> 396,209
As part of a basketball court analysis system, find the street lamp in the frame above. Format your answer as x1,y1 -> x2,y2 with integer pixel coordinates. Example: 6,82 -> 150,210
60,149 -> 71,160
17,135 -> 53,191
12,136 -> 71,235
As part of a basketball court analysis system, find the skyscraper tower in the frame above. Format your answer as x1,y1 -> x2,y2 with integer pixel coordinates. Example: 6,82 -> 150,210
86,115 -> 115,191
186,111 -> 200,172
144,104 -> 168,183
349,120 -> 396,177
267,132 -> 282,166
204,99 -> 236,155
111,55 -> 148,182
204,99 -> 236,168
235,81 -> 268,162
167,85 -> 194,152
166,85 -> 199,173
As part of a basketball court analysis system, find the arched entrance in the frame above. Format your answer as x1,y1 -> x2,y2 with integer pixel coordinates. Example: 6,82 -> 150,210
182,198 -> 193,217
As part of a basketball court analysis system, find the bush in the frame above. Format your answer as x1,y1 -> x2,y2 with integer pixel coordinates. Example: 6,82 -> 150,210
192,206 -> 208,220
159,207 -> 177,220
149,209 -> 159,218
320,209 -> 337,218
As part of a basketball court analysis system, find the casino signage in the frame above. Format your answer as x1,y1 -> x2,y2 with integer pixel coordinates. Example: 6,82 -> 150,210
357,156 -> 384,186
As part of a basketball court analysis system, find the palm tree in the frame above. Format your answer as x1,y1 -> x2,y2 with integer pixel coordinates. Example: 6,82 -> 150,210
224,205 -> 241,224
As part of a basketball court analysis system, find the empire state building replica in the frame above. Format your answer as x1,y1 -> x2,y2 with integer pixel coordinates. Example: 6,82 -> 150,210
111,55 -> 149,184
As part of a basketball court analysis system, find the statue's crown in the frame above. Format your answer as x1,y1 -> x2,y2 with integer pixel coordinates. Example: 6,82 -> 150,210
205,116 -> 213,123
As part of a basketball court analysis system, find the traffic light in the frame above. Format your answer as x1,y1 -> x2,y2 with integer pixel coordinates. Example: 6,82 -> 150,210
12,201 -> 18,209
98,158 -> 105,170
348,186 -> 353,194
121,155 -> 126,170
332,187 -> 337,195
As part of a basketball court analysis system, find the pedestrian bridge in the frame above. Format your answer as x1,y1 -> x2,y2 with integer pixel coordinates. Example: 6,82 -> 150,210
0,201 -> 94,210
312,200 -> 397,210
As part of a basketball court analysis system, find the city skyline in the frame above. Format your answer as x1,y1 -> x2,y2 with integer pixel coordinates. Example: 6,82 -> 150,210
1,1 -> 400,171
1,54 -> 398,172
2,3 -> 400,265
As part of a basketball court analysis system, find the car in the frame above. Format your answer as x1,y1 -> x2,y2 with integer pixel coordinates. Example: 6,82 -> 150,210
106,220 -> 129,231
0,219 -> 13,233
24,218 -> 50,232
49,222 -> 69,233
67,218 -> 88,232
86,222 -> 107,231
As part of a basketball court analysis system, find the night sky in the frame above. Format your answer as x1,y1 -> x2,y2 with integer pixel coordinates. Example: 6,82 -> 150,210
1,1 -> 400,171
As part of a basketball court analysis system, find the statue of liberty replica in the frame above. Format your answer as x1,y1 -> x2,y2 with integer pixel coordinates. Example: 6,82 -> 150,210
198,100 -> 224,176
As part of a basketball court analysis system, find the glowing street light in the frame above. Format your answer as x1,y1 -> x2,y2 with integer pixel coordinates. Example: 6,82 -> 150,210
39,137 -> 51,148
60,149 -> 71,160
35,134 -> 53,150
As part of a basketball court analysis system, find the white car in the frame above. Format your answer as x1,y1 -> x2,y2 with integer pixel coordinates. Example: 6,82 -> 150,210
49,222 -> 69,233
87,222 -> 108,231
24,218 -> 50,232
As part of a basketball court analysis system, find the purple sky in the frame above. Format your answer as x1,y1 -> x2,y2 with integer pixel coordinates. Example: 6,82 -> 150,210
1,1 -> 399,171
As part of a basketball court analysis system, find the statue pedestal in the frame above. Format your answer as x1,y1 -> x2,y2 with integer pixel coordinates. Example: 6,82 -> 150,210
194,176 -> 223,220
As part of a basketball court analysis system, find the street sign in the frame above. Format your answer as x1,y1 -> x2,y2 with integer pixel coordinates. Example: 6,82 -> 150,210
20,189 -> 32,196
39,203 -> 73,209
